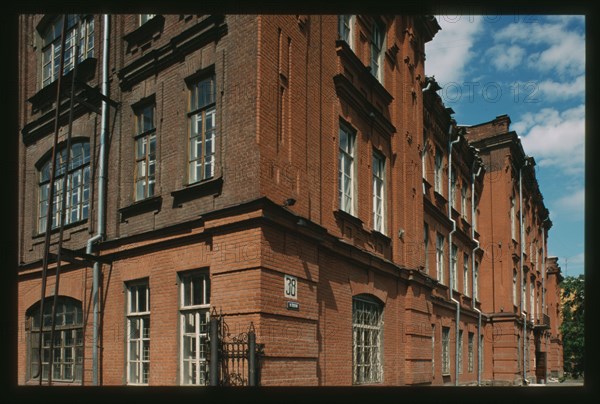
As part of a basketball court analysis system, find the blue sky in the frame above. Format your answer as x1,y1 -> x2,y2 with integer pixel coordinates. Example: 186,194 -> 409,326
425,15 -> 585,277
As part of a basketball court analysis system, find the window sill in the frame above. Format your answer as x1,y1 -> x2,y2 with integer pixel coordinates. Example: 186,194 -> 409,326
119,195 -> 162,222
433,190 -> 447,208
371,229 -> 391,243
33,219 -> 88,239
171,177 -> 223,206
333,209 -> 364,227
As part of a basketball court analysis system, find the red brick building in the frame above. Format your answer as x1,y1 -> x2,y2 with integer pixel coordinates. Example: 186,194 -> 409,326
463,115 -> 563,384
17,14 -> 562,387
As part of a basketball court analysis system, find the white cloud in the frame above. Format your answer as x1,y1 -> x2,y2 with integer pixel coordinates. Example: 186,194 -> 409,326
425,16 -> 484,85
555,188 -> 584,215
536,75 -> 585,101
494,18 -> 585,77
515,105 -> 585,174
484,44 -> 525,70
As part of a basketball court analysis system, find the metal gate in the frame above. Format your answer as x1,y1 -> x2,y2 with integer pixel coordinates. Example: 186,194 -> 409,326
208,309 -> 264,386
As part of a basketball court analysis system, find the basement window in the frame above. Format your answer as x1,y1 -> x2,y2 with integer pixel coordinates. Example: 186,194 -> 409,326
352,295 -> 383,384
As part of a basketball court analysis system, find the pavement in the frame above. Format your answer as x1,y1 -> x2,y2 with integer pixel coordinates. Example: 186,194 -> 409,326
530,377 -> 584,387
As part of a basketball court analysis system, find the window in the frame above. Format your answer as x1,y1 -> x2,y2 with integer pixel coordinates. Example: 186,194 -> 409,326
431,324 -> 435,377
338,15 -> 354,50
180,271 -> 210,385
517,335 -> 521,372
436,233 -> 445,284
422,131 -> 428,193
473,195 -> 478,231
26,297 -> 83,382
461,183 -> 468,219
339,123 -> 356,215
127,281 -> 150,385
468,332 -> 474,373
41,15 -> 94,88
140,14 -> 156,25
513,270 -> 518,306
458,329 -> 463,374
188,75 -> 216,184
510,195 -> 516,240
134,103 -> 157,201
451,244 -> 458,291
463,253 -> 469,296
434,147 -> 443,194
372,152 -> 385,234
424,223 -> 430,274
370,20 -> 385,81
352,295 -> 383,384
530,277 -> 535,321
441,327 -> 450,375
450,168 -> 456,210
536,290 -> 540,321
38,141 -> 90,233
474,261 -> 479,301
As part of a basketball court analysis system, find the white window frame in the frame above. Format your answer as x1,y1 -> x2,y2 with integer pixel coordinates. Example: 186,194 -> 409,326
372,151 -> 385,234
436,233 -> 445,284
188,75 -> 216,184
339,123 -> 356,215
451,244 -> 458,291
424,222 -> 429,274
513,270 -> 518,306
38,141 -> 91,233
441,326 -> 450,375
530,277 -> 535,321
450,168 -> 456,210
474,261 -> 479,301
434,147 -> 443,195
370,19 -> 385,82
134,103 -> 157,201
338,15 -> 355,50
126,281 -> 150,385
461,183 -> 468,219
179,271 -> 211,385
463,253 -> 469,296
140,14 -> 156,25
41,15 -> 95,88
510,195 -> 516,240
352,295 -> 383,385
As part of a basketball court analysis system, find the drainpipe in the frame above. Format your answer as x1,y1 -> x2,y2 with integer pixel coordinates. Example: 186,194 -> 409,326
87,14 -> 110,386
471,158 -> 483,385
447,124 -> 461,386
519,157 -> 531,384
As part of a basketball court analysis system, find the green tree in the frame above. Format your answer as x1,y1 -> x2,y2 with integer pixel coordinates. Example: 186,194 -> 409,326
560,274 -> 584,378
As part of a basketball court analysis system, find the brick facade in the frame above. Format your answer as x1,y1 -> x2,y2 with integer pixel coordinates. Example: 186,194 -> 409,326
17,14 -> 562,387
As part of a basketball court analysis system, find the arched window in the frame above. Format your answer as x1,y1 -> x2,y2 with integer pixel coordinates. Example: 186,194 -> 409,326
26,297 -> 83,382
352,294 -> 383,384
38,140 -> 90,233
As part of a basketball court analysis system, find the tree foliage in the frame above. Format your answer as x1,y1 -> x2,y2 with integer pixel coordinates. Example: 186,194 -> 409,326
560,274 -> 584,378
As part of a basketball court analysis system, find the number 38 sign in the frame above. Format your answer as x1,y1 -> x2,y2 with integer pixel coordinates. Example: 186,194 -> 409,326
284,274 -> 297,299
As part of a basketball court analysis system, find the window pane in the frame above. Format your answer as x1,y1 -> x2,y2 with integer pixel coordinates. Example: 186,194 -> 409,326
129,319 -> 140,339
192,277 -> 203,305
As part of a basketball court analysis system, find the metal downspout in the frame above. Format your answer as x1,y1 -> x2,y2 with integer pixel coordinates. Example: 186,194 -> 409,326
448,125 -> 461,386
471,161 -> 483,385
87,14 -> 110,386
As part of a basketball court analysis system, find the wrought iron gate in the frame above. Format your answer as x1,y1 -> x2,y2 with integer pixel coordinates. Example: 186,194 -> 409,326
208,309 -> 264,386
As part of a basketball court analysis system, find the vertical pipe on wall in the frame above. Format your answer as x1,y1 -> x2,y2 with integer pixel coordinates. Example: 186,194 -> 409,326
471,158 -> 483,385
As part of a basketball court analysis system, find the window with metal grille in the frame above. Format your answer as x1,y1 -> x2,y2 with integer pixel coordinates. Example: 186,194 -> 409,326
41,15 -> 94,88
441,326 -> 450,375
26,297 -> 83,382
372,151 -> 385,234
451,244 -> 458,291
179,271 -> 210,385
352,295 -> 383,384
38,140 -> 90,233
134,103 -> 157,201
436,233 -> 445,284
468,332 -> 474,373
127,281 -> 150,385
188,75 -> 216,184
458,329 -> 463,374
339,123 -> 356,215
